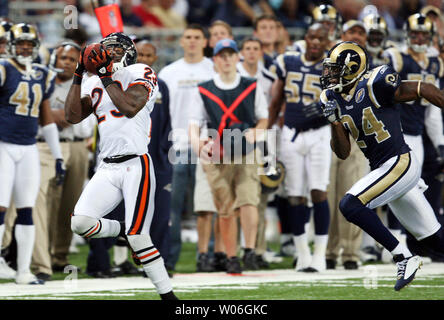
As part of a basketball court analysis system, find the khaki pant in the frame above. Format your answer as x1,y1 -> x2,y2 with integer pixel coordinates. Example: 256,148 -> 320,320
326,142 -> 368,262
49,140 -> 89,267
203,161 -> 261,216
255,192 -> 269,255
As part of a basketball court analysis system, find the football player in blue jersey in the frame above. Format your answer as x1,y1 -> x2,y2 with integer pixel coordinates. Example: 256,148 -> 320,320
362,14 -> 391,69
0,20 -> 12,58
292,4 -> 342,54
383,13 -> 444,169
320,41 -> 444,291
268,23 -> 331,272
0,23 -> 65,284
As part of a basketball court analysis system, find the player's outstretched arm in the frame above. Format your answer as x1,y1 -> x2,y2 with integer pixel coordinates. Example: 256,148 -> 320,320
267,78 -> 285,129
395,80 -> 444,108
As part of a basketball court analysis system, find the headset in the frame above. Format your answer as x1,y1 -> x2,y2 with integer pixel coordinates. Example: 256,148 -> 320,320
48,41 -> 81,72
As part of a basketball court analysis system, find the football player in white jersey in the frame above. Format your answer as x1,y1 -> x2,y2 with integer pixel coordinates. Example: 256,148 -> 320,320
64,32 -> 177,300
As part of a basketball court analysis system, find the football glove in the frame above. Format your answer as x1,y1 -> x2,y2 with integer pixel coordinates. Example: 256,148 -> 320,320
55,158 -> 66,186
89,45 -> 114,87
73,47 -> 86,85
321,100 -> 341,123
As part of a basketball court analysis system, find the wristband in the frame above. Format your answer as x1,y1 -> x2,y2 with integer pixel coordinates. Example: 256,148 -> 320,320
100,76 -> 114,88
73,73 -> 82,85
417,80 -> 422,98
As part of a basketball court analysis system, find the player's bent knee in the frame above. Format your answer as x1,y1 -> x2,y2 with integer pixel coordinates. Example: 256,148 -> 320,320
339,194 -> 363,222
71,215 -> 98,236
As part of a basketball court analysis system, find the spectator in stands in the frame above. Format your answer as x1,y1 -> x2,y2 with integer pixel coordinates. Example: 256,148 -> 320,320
151,0 -> 187,29
186,0 -> 218,26
120,0 -> 143,27
189,39 -> 268,274
237,36 -> 274,269
253,14 -> 279,65
274,20 -> 291,54
205,20 -> 234,59
133,0 -> 164,28
213,0 -> 274,27
271,0 -> 311,28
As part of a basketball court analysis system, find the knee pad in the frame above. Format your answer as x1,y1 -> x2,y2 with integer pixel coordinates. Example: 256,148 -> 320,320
339,194 -> 364,222
71,215 -> 98,236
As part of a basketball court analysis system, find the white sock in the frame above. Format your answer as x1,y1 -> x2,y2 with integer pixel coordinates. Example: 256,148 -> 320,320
390,243 -> 412,259
293,233 -> 310,257
15,224 -> 35,274
113,245 -> 128,266
142,259 -> 172,294
127,234 -> 172,294
313,234 -> 328,257
361,232 -> 376,248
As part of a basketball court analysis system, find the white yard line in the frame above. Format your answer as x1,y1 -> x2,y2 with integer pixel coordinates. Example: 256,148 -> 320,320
0,263 -> 443,297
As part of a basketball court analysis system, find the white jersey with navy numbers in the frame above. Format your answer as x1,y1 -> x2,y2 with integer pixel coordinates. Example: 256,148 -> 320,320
81,63 -> 158,159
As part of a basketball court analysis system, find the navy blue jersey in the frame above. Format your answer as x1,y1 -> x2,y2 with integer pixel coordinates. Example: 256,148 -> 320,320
384,48 -> 444,136
274,51 -> 327,131
0,59 -> 56,145
321,65 -> 411,170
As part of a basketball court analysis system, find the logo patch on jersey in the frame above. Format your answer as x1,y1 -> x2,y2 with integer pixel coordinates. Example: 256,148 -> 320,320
346,105 -> 354,110
32,70 -> 43,80
430,62 -> 438,75
355,88 -> 365,104
301,67 -> 310,72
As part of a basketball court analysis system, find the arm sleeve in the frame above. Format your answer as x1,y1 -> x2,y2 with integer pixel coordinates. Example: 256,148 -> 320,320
41,122 -> 63,160
369,65 -> 401,107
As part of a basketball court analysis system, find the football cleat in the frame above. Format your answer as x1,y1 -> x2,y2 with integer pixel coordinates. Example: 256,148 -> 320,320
0,257 -> 16,279
394,255 -> 422,291
15,272 -> 45,285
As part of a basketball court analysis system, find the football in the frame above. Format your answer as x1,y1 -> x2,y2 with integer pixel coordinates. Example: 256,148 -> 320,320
83,43 -> 112,75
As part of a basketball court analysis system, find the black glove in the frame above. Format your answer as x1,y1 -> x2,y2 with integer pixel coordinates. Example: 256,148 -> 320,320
321,100 -> 341,123
89,45 -> 114,87
73,47 -> 86,85
55,158 -> 66,186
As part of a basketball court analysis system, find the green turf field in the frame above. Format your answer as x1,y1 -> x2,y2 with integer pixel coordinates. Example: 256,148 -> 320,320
1,242 -> 444,300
